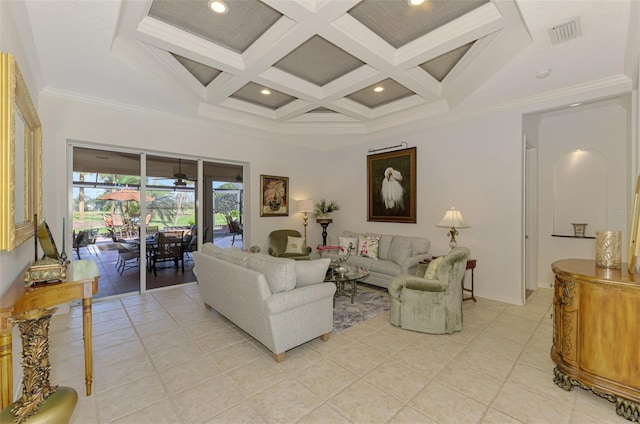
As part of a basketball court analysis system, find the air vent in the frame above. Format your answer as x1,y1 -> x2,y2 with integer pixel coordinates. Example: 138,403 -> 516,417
548,17 -> 582,45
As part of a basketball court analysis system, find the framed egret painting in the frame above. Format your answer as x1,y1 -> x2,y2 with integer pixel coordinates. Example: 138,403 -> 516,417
367,147 -> 416,223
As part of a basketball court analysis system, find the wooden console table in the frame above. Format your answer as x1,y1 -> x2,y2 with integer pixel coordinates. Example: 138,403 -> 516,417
551,259 -> 640,422
0,260 -> 99,409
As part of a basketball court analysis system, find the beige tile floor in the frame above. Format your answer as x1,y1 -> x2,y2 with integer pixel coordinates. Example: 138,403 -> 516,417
45,285 -> 622,424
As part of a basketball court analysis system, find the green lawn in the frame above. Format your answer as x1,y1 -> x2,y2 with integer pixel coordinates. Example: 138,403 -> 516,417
73,210 -> 233,234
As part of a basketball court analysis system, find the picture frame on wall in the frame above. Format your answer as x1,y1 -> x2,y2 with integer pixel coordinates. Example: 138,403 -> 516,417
367,147 -> 416,223
260,175 -> 289,217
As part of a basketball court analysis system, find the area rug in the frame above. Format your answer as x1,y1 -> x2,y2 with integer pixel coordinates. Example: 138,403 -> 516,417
97,243 -> 119,252
333,289 -> 390,333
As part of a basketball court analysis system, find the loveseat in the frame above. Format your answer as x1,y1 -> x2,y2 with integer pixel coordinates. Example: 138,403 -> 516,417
324,230 -> 431,288
193,243 -> 335,362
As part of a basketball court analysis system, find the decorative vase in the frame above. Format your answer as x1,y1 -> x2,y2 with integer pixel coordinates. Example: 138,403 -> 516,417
316,213 -> 330,220
595,230 -> 622,269
572,223 -> 587,237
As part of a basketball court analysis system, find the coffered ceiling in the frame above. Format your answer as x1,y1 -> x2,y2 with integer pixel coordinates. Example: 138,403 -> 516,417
13,0 -> 635,134
117,0 -> 529,127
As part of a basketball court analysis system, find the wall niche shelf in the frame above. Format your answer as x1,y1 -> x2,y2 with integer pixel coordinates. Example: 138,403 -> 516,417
551,234 -> 596,239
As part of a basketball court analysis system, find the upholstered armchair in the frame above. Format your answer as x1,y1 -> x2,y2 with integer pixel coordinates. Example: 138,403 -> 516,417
268,229 -> 311,260
388,247 -> 470,334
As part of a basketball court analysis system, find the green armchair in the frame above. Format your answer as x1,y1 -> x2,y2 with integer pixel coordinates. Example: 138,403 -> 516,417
388,247 -> 470,334
268,229 -> 311,260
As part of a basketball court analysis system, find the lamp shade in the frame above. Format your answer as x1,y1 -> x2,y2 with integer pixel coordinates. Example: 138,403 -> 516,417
436,208 -> 470,228
296,199 -> 315,213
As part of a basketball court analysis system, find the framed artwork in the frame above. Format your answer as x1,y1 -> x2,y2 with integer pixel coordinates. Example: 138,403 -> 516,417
260,175 -> 289,217
367,147 -> 416,223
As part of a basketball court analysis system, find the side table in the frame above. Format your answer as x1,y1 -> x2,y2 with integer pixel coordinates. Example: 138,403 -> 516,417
316,218 -> 333,246
420,257 -> 477,302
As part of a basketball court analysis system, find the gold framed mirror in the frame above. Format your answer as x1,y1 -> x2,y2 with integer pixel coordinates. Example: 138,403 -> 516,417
0,52 -> 42,251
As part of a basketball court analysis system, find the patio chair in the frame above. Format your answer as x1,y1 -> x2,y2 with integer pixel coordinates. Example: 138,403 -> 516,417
108,228 -> 126,244
111,214 -> 128,238
73,230 -> 89,259
149,232 -> 184,276
116,242 -> 140,275
226,216 -> 243,246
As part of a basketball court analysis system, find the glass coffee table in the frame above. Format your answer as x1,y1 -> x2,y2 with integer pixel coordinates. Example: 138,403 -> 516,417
325,265 -> 369,304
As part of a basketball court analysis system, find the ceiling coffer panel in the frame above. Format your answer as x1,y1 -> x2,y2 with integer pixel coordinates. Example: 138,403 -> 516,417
346,78 -> 415,109
171,53 -> 222,86
273,35 -> 365,86
419,41 -> 475,82
231,82 -> 297,109
348,0 -> 489,48
113,0 -> 537,127
148,0 -> 282,53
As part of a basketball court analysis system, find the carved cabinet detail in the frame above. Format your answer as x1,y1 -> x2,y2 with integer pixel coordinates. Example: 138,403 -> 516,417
551,259 -> 640,422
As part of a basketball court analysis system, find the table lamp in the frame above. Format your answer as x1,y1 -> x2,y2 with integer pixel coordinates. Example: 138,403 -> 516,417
436,207 -> 470,249
296,199 -> 315,245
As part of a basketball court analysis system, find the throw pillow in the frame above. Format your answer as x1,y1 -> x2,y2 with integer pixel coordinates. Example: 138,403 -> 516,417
247,254 -> 297,293
295,258 -> 331,287
424,256 -> 443,280
285,236 -> 305,254
338,236 -> 358,252
389,237 -> 413,265
201,242 -> 223,258
218,247 -> 250,267
376,234 -> 393,260
358,235 -> 380,260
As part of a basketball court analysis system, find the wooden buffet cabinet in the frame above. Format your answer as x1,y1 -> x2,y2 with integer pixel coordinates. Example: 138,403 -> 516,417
551,259 -> 640,422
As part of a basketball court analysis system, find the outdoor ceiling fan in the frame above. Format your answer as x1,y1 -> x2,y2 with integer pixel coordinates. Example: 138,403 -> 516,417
173,159 -> 195,186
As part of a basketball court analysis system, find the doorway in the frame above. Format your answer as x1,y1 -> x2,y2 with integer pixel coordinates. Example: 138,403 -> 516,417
71,146 -> 244,298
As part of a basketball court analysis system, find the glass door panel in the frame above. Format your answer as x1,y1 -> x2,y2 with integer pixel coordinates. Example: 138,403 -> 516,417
72,146 -> 141,298
145,155 -> 196,290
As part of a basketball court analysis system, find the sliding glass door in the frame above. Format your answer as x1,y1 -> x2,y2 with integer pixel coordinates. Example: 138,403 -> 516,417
71,146 -> 244,299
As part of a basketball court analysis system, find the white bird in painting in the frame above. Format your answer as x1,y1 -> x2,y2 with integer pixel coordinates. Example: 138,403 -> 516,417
381,167 -> 405,211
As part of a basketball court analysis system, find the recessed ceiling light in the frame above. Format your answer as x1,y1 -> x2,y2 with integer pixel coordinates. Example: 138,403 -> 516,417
570,103 -> 581,107
261,89 -> 271,95
535,69 -> 551,79
208,0 -> 228,14
373,86 -> 384,93
408,0 -> 425,5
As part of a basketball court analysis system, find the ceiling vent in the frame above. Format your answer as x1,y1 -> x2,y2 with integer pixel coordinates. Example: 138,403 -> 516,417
548,17 -> 582,45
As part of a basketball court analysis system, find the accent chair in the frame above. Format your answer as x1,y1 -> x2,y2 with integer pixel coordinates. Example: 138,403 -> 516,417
388,246 -> 470,334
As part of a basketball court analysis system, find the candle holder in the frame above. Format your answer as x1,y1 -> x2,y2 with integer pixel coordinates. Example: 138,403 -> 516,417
595,230 -> 622,269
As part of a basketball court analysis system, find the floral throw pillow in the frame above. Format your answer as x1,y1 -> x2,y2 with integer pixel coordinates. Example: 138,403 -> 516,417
358,235 -> 380,260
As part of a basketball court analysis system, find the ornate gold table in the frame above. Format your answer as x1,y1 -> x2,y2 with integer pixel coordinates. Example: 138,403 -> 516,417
551,259 -> 640,422
0,260 -> 99,409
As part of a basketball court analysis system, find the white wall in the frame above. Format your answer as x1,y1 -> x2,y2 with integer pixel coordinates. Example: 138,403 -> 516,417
39,95 -> 336,257
0,0 -> 43,400
324,110 -> 526,304
31,90 -> 634,310
536,103 -> 629,286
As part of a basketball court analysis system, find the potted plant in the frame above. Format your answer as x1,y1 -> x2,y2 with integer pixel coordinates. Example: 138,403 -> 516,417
315,198 -> 340,219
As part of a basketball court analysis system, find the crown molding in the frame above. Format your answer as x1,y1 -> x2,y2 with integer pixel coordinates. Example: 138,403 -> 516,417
39,72 -> 632,146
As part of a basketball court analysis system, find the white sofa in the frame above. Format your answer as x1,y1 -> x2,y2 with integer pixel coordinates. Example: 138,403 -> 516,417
193,243 -> 336,362
324,230 -> 431,289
